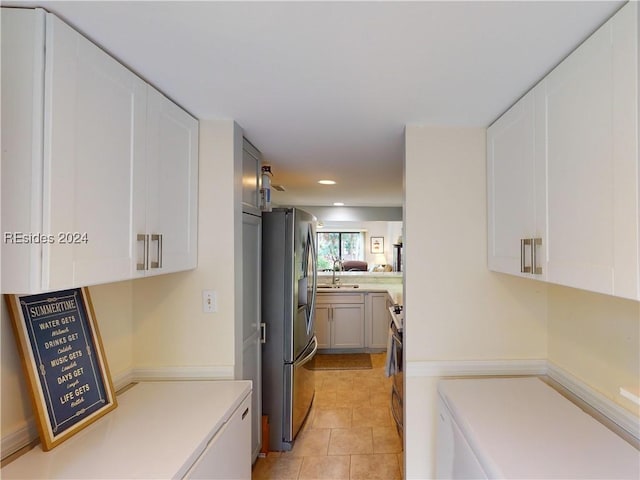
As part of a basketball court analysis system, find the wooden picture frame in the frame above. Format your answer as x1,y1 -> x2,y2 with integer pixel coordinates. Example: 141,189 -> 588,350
370,236 -> 384,254
5,287 -> 117,450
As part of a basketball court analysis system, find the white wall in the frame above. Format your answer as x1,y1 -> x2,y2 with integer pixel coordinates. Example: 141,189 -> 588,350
404,126 -> 548,478
547,285 -> 640,414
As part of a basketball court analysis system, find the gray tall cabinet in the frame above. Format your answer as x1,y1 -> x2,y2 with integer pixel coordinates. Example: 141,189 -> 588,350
241,138 -> 263,460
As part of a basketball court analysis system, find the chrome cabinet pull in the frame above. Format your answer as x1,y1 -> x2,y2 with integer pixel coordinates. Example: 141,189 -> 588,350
532,237 -> 542,275
520,238 -> 532,273
137,234 -> 149,271
151,234 -> 163,269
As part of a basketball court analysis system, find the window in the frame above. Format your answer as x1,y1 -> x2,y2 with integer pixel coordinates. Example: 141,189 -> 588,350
316,232 -> 365,270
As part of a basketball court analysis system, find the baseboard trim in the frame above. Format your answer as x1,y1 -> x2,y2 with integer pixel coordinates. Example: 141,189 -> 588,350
0,420 -> 38,463
405,358 -> 547,377
546,361 -> 640,442
132,365 -> 235,381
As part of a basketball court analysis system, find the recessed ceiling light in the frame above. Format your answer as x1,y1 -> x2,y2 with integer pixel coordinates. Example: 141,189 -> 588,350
318,180 -> 336,185
333,202 -> 344,206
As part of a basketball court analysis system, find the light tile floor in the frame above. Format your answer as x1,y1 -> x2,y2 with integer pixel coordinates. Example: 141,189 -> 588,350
252,353 -> 403,480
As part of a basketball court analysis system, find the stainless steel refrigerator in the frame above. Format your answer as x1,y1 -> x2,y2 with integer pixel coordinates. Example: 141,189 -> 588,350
261,207 -> 318,451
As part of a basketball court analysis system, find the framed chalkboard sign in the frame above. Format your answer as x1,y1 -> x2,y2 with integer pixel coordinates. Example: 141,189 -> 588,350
5,287 -> 117,450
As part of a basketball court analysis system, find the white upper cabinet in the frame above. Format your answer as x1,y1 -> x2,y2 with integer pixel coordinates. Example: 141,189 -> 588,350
542,2 -> 638,299
44,13 -> 147,291
134,86 -> 198,277
487,89 -> 546,280
488,2 -> 638,300
1,8 -> 198,293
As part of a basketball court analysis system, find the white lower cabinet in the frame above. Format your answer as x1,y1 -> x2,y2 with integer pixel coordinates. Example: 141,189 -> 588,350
315,293 -> 365,349
185,394 -> 252,479
1,381 -> 252,480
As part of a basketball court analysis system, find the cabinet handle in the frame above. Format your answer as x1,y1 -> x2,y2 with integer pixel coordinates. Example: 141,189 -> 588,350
151,234 -> 163,269
242,407 -> 249,420
137,234 -> 149,271
532,237 -> 542,275
260,323 -> 266,344
520,238 -> 532,273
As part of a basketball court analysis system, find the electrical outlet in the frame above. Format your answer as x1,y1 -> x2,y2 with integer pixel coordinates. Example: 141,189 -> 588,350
202,290 -> 217,313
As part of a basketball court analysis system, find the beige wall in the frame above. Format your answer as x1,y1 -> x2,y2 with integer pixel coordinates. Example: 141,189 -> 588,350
404,125 -> 548,361
132,119 -> 241,371
404,124 -> 640,478
548,285 -> 640,414
0,280 -> 134,449
0,119 -> 241,453
404,125 -> 548,478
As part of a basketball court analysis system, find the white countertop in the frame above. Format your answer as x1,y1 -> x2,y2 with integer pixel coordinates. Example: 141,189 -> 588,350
2,380 -> 252,479
316,276 -> 403,304
439,377 -> 640,479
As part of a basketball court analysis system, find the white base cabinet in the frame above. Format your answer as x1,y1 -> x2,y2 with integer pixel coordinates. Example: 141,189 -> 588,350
1,7 -> 198,294
184,391 -> 252,479
488,2 -> 639,300
1,381 -> 252,480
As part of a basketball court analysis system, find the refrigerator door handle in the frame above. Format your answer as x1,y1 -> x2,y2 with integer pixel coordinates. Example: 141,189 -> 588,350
294,336 -> 318,367
308,225 -> 318,335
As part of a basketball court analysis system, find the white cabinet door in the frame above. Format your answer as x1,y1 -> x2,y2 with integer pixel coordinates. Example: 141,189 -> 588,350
368,293 -> 390,349
1,8 -> 47,293
487,88 -> 546,279
314,304 -> 331,349
137,86 -> 198,276
2,9 -> 198,293
543,2 -> 638,299
185,395 -> 252,480
331,304 -> 365,349
44,14 -> 146,290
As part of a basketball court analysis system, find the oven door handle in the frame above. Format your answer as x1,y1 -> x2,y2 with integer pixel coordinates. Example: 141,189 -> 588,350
390,387 -> 403,429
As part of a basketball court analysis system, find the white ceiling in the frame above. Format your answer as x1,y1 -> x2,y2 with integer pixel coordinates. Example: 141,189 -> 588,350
4,0 -> 625,207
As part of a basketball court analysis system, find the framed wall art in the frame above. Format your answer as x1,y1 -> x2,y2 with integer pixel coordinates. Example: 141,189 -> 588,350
5,287 -> 117,450
370,236 -> 384,254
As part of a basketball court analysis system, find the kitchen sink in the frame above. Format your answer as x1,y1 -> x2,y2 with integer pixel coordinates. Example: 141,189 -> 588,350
317,283 -> 360,289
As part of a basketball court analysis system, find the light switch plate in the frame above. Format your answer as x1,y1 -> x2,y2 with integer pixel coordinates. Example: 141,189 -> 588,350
202,290 -> 217,313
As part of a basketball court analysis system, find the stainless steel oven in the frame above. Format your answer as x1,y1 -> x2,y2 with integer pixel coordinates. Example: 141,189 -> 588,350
389,319 -> 403,439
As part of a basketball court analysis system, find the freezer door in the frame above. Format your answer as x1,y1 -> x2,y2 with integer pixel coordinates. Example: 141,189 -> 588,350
283,336 -> 317,446
292,210 -> 317,361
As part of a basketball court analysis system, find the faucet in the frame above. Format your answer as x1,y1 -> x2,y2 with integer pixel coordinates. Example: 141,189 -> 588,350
332,257 -> 342,285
